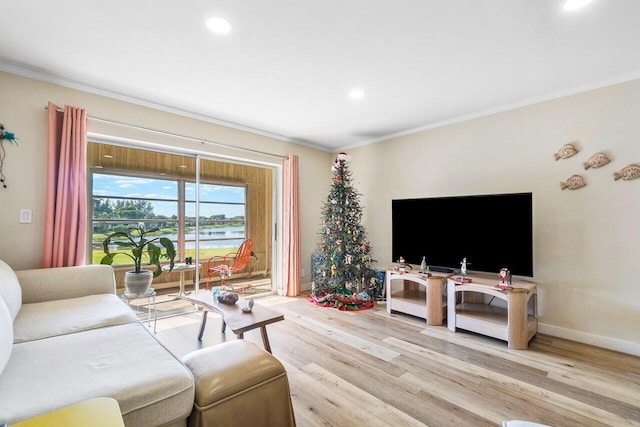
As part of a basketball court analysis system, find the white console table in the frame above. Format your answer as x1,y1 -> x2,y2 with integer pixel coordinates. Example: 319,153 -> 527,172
447,274 -> 537,349
386,269 -> 453,325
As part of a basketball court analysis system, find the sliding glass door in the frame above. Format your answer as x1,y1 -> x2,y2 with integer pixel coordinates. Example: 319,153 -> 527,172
88,142 -> 275,296
196,156 -> 274,296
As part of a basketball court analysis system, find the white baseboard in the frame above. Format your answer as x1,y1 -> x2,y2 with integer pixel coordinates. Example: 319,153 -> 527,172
539,323 -> 640,357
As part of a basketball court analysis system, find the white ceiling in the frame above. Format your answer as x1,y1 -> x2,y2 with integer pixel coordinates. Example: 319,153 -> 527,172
1,0 -> 640,152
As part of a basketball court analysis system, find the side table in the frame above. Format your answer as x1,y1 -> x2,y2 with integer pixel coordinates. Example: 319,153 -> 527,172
121,287 -> 157,334
163,262 -> 200,299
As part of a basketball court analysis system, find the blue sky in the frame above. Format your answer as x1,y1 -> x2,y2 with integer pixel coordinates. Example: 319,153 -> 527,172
93,173 -> 245,218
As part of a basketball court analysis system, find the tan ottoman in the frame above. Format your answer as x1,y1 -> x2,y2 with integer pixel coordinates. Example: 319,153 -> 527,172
181,340 -> 296,427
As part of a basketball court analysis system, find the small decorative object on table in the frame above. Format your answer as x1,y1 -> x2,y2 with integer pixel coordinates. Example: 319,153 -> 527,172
495,267 -> 514,290
498,268 -> 511,284
217,291 -> 239,305
242,298 -> 255,313
455,258 -> 471,283
420,256 -> 428,273
460,257 -> 470,277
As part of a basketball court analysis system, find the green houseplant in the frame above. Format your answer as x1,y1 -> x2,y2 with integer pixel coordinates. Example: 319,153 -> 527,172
101,223 -> 176,295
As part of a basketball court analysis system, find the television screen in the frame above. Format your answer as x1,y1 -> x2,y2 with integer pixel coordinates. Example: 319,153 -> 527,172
391,192 -> 533,277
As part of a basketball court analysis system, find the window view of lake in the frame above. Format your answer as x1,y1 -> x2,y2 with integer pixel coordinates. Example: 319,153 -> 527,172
98,226 -> 245,247
91,172 -> 247,264
180,226 -> 245,249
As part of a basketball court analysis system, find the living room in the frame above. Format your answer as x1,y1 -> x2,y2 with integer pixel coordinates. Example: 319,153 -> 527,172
1,1 -> 639,426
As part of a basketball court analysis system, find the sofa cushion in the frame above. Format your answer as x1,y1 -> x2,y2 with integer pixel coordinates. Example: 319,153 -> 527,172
0,298 -> 13,375
16,264 -> 116,304
0,322 -> 194,426
13,294 -> 138,343
0,259 -> 22,320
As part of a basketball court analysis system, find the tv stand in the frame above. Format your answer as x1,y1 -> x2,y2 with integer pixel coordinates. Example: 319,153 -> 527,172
386,269 -> 454,325
447,273 -> 537,349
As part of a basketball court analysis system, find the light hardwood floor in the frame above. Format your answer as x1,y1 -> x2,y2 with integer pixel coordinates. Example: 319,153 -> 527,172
153,294 -> 640,427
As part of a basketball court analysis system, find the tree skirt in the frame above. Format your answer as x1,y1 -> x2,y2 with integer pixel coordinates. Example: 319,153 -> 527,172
307,291 -> 375,311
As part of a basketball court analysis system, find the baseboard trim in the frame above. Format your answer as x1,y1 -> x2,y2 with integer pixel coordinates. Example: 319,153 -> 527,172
539,323 -> 640,357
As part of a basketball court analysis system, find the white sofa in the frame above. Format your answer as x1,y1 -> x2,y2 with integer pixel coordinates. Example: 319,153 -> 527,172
0,260 -> 296,427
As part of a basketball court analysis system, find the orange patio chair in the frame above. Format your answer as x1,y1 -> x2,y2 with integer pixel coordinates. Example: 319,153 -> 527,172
205,239 -> 253,290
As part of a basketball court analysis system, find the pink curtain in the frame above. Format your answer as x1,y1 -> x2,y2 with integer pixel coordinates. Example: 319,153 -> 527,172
282,154 -> 301,296
43,102 -> 88,267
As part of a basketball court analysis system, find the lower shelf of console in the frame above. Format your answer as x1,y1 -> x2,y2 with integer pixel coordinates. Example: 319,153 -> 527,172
453,302 -> 537,345
388,289 -> 447,321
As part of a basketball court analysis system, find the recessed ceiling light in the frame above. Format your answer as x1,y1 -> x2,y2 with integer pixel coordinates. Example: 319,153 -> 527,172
206,16 -> 232,34
563,0 -> 593,11
103,154 -> 113,159
349,89 -> 365,99
179,165 -> 188,169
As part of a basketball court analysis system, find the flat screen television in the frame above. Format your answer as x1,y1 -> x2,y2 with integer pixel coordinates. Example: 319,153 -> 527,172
392,192 -> 533,277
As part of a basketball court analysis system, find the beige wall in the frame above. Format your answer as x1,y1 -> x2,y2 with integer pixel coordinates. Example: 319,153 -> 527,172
347,78 -> 640,355
0,71 -> 331,292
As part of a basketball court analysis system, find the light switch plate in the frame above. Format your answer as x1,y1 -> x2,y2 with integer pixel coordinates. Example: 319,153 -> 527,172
19,209 -> 32,223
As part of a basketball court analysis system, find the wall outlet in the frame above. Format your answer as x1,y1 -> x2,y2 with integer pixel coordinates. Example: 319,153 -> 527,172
301,268 -> 306,277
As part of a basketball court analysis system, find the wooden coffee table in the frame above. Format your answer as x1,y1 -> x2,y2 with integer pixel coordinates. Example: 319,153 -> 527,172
182,291 -> 284,353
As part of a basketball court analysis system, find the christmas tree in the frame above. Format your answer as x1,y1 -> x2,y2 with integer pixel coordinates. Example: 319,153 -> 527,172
311,152 -> 376,310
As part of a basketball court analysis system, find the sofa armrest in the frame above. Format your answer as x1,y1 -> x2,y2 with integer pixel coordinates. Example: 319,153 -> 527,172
16,265 -> 116,304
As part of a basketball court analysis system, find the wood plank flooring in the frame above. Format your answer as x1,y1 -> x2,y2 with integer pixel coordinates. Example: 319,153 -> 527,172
153,294 -> 640,427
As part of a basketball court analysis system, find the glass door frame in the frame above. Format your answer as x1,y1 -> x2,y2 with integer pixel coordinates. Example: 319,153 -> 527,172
87,134 -> 280,296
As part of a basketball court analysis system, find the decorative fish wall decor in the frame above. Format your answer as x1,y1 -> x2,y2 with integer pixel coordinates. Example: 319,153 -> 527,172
560,174 -> 587,190
583,152 -> 611,170
554,143 -> 579,161
613,164 -> 640,181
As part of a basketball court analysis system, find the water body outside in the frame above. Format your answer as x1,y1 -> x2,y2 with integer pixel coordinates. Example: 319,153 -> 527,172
93,225 -> 246,265
180,226 -> 244,249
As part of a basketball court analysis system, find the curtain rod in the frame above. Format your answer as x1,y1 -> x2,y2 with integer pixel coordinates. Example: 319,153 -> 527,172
44,105 -> 287,160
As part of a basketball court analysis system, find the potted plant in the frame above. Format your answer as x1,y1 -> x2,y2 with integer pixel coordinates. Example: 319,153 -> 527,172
101,223 -> 176,295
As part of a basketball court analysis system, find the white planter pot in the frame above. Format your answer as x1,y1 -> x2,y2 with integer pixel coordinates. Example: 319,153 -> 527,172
125,270 -> 153,295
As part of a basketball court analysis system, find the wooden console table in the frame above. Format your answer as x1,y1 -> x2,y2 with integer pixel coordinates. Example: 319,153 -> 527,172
447,274 -> 537,349
386,269 -> 453,325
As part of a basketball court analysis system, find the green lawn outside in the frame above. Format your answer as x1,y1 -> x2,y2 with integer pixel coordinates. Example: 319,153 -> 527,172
91,246 -> 239,266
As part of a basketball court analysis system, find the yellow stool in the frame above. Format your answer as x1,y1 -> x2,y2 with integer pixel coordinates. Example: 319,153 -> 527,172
12,397 -> 124,427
